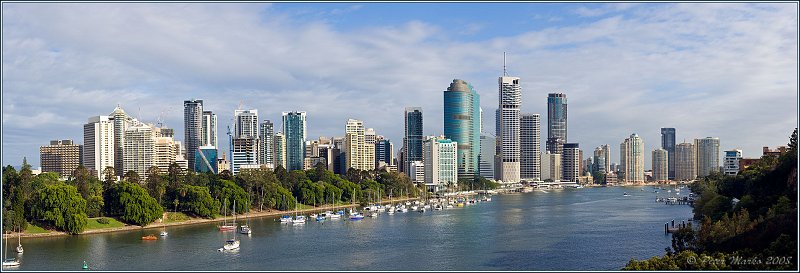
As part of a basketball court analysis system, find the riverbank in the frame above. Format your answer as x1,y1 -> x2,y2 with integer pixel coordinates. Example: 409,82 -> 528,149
4,196 -> 420,239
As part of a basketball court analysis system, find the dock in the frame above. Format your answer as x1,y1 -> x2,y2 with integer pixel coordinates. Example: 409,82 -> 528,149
664,219 -> 692,234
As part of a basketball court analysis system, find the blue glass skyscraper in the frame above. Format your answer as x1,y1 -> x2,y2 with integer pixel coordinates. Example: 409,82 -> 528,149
661,128 -> 676,180
282,111 -> 307,171
546,93 -> 567,154
444,79 -> 480,179
403,107 -> 423,173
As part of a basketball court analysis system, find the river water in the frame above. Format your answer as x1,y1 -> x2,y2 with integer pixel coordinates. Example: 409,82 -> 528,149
4,185 -> 692,271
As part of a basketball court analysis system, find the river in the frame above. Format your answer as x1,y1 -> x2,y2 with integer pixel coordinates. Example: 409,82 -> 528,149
4,185 -> 693,271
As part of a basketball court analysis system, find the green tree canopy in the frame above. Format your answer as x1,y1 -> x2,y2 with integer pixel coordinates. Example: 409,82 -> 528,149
104,182 -> 164,226
29,183 -> 88,234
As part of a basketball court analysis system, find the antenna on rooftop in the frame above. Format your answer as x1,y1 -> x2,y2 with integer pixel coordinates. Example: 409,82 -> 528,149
503,52 -> 508,76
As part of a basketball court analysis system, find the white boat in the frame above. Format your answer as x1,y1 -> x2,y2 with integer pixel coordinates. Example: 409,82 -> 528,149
3,258 -> 20,267
411,205 -> 418,211
292,216 -> 306,224
349,213 -> 365,220
387,209 -> 395,215
280,215 -> 293,223
623,192 -> 631,197
240,225 -> 251,235
15,232 -> 22,253
330,213 -> 341,219
220,239 -> 240,251
369,212 -> 378,218
160,231 -> 169,237
310,213 -> 318,218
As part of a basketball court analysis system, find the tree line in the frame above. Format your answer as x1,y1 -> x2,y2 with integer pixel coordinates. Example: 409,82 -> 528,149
4,160 -> 499,235
623,128 -> 798,270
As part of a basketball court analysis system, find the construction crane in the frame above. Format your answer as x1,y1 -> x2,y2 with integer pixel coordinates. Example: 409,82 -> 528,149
155,106 -> 175,128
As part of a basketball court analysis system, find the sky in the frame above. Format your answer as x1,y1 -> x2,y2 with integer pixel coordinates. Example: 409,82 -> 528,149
2,2 -> 798,170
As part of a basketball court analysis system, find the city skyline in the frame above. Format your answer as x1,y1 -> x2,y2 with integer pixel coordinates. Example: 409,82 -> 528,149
3,3 -> 797,169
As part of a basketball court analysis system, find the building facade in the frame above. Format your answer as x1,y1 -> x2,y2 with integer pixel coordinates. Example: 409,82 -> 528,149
184,99 -> 204,171
110,105 -> 139,177
83,115 -> 115,177
40,140 -> 82,178
620,134 -> 645,184
195,145 -> 219,174
724,149 -> 742,175
230,138 -> 258,175
541,152 -> 561,181
123,123 -> 155,180
520,113 -> 541,181
695,137 -> 720,177
423,136 -> 458,192
443,79 -> 480,179
478,133 -> 496,180
661,128 -> 676,180
202,111 -> 218,148
562,143 -> 580,182
495,76 -> 521,183
409,161 -> 425,183
652,148 -> 669,182
282,111 -> 307,171
403,107 -> 424,174
546,93 -> 567,154
259,120 -> 274,169
274,132 -> 286,169
675,142 -> 697,181
344,119 -> 373,171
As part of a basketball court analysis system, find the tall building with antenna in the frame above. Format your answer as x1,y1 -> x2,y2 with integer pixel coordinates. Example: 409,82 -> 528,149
495,53 -> 521,183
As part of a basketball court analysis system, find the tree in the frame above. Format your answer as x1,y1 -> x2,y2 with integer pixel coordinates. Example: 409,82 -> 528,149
177,185 -> 220,218
104,182 -> 164,226
29,183 -> 88,234
123,170 -> 141,184
145,166 -> 167,205
102,166 -> 117,191
210,179 -> 249,214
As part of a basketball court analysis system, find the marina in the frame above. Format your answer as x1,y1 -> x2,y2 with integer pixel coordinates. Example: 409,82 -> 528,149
4,186 -> 692,271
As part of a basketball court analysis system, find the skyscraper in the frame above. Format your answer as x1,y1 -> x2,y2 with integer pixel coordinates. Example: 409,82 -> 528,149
675,142 -> 696,181
661,128 -> 676,180
375,137 -> 394,169
652,148 -> 668,182
259,120 -> 274,168
83,115 -> 115,177
620,134 -> 645,184
231,109 -> 259,175
520,113 -> 541,180
478,133 -> 496,180
495,75 -> 522,183
403,107 -> 423,174
423,135 -> 458,192
364,128 -> 376,170
110,105 -> 138,177
562,143 -> 580,182
40,140 -> 82,178
202,111 -> 218,148
282,111 -> 307,171
274,132 -> 286,168
344,119 -> 372,171
123,123 -> 155,180
546,93 -> 567,154
234,109 -> 259,138
541,152 -> 561,181
444,79 -> 480,179
695,137 -> 720,177
593,145 -> 610,174
184,99 -> 204,171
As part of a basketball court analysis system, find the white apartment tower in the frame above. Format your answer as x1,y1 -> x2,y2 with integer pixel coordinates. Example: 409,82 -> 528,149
123,123 -> 155,180
675,142 -> 697,181
83,115 -> 115,177
695,137 -> 720,177
541,152 -> 561,181
495,75 -> 522,183
344,119 -> 372,171
423,136 -> 458,192
202,111 -> 218,148
724,149 -> 743,175
620,134 -> 645,184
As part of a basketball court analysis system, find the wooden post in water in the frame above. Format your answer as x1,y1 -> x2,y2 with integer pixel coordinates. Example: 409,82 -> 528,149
671,219 -> 675,228
665,223 -> 668,234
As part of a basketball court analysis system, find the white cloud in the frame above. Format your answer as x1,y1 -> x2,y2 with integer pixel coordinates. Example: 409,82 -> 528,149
2,3 -> 796,169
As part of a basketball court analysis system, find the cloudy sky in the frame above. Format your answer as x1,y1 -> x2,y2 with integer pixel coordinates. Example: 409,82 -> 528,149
2,2 -> 797,169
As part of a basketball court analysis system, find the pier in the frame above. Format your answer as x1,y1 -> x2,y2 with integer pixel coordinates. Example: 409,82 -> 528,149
664,219 -> 692,234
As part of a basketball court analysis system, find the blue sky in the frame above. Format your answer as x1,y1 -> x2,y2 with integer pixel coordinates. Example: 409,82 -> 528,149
2,2 -> 798,169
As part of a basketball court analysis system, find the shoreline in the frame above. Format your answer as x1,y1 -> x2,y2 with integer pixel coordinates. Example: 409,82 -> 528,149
4,196 -> 420,239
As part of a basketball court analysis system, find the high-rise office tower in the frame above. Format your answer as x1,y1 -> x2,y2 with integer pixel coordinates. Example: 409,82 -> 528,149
110,105 -> 139,177
723,149 -> 742,175
546,93 -> 567,154
495,75 -> 521,183
403,107 -> 424,174
202,111 -> 218,148
83,115 -> 115,177
184,99 -> 204,171
444,79 -> 480,179
40,140 -> 82,178
234,109 -> 259,138
259,120 -> 274,168
478,133 -> 496,180
652,148 -> 669,182
562,143 -> 580,182
282,111 -> 307,171
675,142 -> 696,181
123,123 -> 155,180
661,128 -> 676,180
695,137 -> 720,177
520,113 -> 541,180
274,132 -> 286,168
375,137 -> 394,169
620,134 -> 645,184
423,135 -> 458,192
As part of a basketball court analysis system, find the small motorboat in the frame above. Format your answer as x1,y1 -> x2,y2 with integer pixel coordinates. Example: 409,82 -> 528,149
160,231 -> 169,237
142,234 -> 158,240
3,258 -> 20,267
349,213 -> 365,220
623,192 -> 631,197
